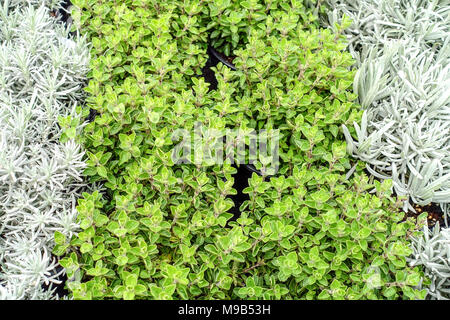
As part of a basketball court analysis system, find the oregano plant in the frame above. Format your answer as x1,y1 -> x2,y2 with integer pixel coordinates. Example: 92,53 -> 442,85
58,0 -> 427,300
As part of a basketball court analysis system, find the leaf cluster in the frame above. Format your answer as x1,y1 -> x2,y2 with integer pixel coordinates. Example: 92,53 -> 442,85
60,0 -> 426,300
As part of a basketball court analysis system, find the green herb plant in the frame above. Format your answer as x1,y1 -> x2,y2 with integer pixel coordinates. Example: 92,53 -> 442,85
58,0 -> 427,300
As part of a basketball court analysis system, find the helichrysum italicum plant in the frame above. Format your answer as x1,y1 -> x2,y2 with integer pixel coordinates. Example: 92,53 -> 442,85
342,41 -> 450,210
0,1 -> 90,299
4,0 -> 62,9
322,0 -> 450,214
408,224 -> 450,300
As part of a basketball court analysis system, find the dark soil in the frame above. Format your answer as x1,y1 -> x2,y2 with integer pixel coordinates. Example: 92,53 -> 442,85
404,201 -> 447,229
360,165 -> 448,229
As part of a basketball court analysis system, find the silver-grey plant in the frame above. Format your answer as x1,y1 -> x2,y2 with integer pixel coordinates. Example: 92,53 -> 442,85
342,41 -> 450,211
0,0 -> 89,299
323,0 -> 450,215
408,223 -> 450,300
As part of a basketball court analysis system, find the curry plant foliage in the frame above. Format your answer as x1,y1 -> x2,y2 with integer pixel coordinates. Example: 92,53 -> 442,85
0,1 -> 89,299
322,0 -> 450,213
60,0 -> 427,300
408,224 -> 450,300
3,0 -> 63,10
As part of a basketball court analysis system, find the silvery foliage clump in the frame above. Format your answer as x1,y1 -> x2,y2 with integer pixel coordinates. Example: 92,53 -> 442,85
6,0 -> 62,10
322,0 -> 450,215
0,0 -> 90,299
408,224 -> 450,300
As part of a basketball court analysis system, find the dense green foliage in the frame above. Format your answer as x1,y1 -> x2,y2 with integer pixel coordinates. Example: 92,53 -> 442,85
57,0 -> 426,300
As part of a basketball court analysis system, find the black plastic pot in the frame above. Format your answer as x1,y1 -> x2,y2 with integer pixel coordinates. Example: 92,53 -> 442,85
201,46 -> 237,91
208,46 -> 237,71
